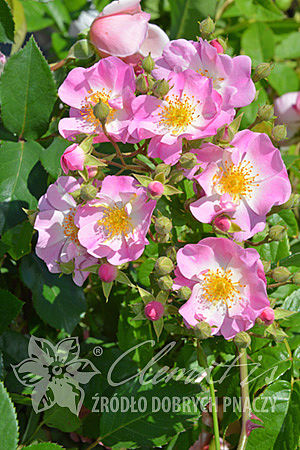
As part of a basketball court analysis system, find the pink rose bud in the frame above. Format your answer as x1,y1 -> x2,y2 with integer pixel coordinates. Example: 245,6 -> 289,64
0,51 -> 6,75
144,301 -> 164,321
214,215 -> 231,232
147,181 -> 164,198
89,0 -> 150,58
259,307 -> 275,325
61,143 -> 85,174
98,263 -> 118,282
210,39 -> 224,54
87,165 -> 98,178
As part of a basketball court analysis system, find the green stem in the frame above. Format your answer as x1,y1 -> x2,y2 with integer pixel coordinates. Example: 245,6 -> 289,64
197,341 -> 220,450
237,347 -> 251,450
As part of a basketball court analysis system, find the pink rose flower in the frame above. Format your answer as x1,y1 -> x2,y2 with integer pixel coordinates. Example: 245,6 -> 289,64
189,130 -> 291,241
75,176 -> 156,265
153,38 -> 255,110
34,176 -> 98,286
61,143 -> 85,174
129,70 -> 234,165
144,301 -> 164,321
58,56 -> 136,144
174,237 -> 270,339
89,0 -> 168,60
274,91 -> 300,138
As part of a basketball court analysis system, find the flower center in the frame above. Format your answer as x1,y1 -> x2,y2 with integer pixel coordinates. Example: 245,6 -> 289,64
201,268 -> 244,306
62,209 -> 80,245
214,160 -> 259,203
80,88 -> 114,129
98,204 -> 133,239
158,94 -> 198,134
197,68 -> 224,87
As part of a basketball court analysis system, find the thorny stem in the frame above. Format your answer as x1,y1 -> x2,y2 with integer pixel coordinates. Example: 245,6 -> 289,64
50,59 -> 68,71
237,347 -> 251,450
245,237 -> 271,247
197,341 -> 221,450
267,281 -> 292,289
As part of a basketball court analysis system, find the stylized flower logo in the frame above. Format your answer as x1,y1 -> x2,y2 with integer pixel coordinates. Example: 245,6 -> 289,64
12,336 -> 100,415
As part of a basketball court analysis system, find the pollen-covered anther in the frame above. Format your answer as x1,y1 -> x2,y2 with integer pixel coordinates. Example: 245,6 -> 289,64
98,204 -> 133,239
214,160 -> 259,202
80,88 -> 114,128
158,94 -> 198,134
62,208 -> 80,245
201,268 -> 245,307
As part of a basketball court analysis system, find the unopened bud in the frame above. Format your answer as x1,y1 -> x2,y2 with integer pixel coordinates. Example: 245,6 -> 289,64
155,256 -> 174,276
209,38 -> 224,53
156,233 -> 170,243
166,246 -> 177,262
98,263 -> 118,282
272,125 -> 287,141
59,260 -> 75,275
292,272 -> 300,285
147,181 -> 164,199
142,53 -> 155,73
262,260 -> 271,273
214,215 -> 231,233
80,183 -> 98,201
269,225 -> 286,241
234,331 -> 251,349
144,300 -> 164,321
257,104 -> 274,121
259,307 -> 275,325
155,216 -> 172,235
93,100 -> 110,124
282,193 -> 300,210
23,208 -> 38,226
177,286 -> 192,300
195,321 -> 212,340
169,168 -> 184,184
136,74 -> 148,94
152,79 -> 170,98
155,163 -> 171,177
199,17 -> 215,38
270,266 -> 291,282
179,152 -> 198,169
253,63 -> 273,82
158,275 -> 173,291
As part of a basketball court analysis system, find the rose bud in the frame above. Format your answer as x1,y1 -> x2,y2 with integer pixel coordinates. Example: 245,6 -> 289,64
214,215 -> 231,233
155,257 -> 174,276
98,263 -> 118,282
234,331 -> 251,349
259,307 -> 275,325
209,39 -> 224,54
87,166 -> 98,178
61,143 -> 85,174
147,181 -> 164,199
144,300 -> 164,321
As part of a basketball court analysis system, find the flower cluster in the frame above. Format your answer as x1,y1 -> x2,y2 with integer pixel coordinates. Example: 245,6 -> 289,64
33,0 -> 293,340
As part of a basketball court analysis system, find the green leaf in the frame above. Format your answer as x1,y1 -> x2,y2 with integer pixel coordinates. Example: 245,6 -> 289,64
1,220 -> 32,260
164,185 -> 182,196
274,308 -> 296,320
137,286 -> 155,304
281,289 -> 300,328
39,137 -> 68,178
274,380 -> 300,450
0,381 -> 19,450
115,270 -> 135,288
169,0 -> 217,39
67,39 -> 95,60
133,174 -> 152,187
268,62 -> 299,95
20,255 -> 86,333
246,381 -> 291,450
0,141 -> 42,210
268,210 -> 298,238
44,405 -> 81,432
279,253 -> 300,268
238,85 -> 268,129
0,0 -> 14,43
153,316 -> 164,340
8,0 -> 27,54
0,289 -> 23,334
102,281 -> 113,302
99,379 -> 207,448
235,0 -> 284,21
275,32 -> 300,59
241,22 -> 275,65
22,445 -> 63,450
0,36 -> 57,140
137,258 -> 156,287
256,235 -> 290,263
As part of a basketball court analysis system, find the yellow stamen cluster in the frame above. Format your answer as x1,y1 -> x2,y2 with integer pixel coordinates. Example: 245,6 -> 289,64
80,88 -> 114,129
158,94 -> 199,134
62,208 -> 80,245
197,68 -> 224,86
214,160 -> 259,203
201,268 -> 245,307
98,205 -> 132,239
